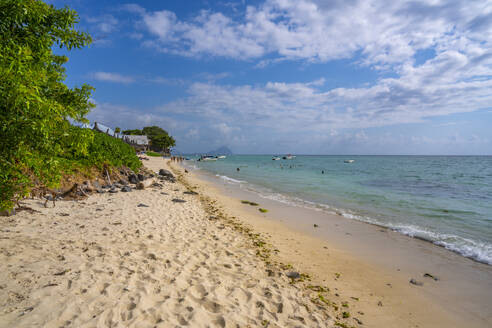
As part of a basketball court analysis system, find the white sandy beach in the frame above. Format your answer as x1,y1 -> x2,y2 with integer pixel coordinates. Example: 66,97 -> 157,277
1,157 -> 490,328
1,158 -> 339,328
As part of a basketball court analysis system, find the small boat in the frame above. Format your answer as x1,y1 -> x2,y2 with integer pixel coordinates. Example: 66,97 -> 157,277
272,157 -> 281,160
217,155 -> 226,159
198,155 -> 217,161
344,159 -> 355,163
282,154 -> 295,160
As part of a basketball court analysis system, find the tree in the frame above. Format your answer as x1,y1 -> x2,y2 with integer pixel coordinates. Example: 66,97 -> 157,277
122,129 -> 142,135
114,127 -> 121,134
142,126 -> 176,152
0,0 -> 94,210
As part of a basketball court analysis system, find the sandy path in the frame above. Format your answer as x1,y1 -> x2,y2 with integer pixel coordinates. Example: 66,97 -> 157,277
0,159 -> 336,327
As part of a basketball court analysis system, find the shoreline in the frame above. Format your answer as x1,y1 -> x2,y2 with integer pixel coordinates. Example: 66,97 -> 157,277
1,157 -> 490,327
194,164 -> 492,265
190,160 -> 491,267
176,160 -> 492,327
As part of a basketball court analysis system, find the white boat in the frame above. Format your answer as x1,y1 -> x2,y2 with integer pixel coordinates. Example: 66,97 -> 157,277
198,155 -> 217,161
217,155 -> 226,159
282,154 -> 295,160
272,157 -> 281,160
344,159 -> 355,163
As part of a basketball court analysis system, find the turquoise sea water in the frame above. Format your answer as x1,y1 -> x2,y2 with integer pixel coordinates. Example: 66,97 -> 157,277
187,155 -> 492,265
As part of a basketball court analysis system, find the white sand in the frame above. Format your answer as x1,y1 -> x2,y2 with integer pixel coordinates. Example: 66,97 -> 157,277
0,159 -> 338,328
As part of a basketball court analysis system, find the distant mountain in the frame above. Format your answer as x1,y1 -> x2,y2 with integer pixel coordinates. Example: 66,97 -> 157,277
207,146 -> 233,155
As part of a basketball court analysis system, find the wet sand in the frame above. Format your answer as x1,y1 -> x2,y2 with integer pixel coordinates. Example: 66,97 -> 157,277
179,159 -> 492,328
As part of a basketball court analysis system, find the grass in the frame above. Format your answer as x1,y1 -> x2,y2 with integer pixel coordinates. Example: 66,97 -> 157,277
146,151 -> 162,157
258,208 -> 268,213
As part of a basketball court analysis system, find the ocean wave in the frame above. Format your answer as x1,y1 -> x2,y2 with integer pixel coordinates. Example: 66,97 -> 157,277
200,167 -> 492,266
233,180 -> 492,265
215,174 -> 245,184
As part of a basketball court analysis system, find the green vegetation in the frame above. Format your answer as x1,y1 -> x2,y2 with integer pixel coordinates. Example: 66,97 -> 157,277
241,200 -> 259,206
123,126 -> 176,152
0,0 -> 140,210
259,208 -> 268,213
142,126 -> 175,151
146,151 -> 162,157
122,129 -> 142,135
342,311 -> 350,318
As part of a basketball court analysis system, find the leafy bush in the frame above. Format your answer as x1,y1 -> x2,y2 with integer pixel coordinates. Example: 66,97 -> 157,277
0,1 -> 140,210
146,151 -> 162,157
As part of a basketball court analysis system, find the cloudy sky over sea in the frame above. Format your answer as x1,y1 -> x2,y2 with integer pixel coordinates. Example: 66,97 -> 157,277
52,0 -> 492,154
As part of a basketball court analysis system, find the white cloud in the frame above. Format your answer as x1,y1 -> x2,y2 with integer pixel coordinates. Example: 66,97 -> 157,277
91,72 -> 135,83
130,0 -> 491,69
86,14 -> 119,33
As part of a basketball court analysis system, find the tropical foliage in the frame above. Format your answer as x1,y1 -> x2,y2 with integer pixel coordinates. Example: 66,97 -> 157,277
0,0 -> 140,211
123,126 -> 176,152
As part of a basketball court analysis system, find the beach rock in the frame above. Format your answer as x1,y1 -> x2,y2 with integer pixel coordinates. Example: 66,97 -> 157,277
183,191 -> 198,195
109,188 -> 118,194
137,203 -> 149,207
82,181 -> 94,192
137,173 -> 145,181
128,174 -> 139,184
423,273 -> 439,281
172,198 -> 186,203
286,271 -> 300,279
96,189 -> 106,194
313,224 -> 319,228
121,186 -> 132,192
119,179 -> 128,186
409,278 -> 423,286
159,169 -> 172,176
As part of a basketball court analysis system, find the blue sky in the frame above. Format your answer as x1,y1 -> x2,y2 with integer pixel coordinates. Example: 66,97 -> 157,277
52,0 -> 491,154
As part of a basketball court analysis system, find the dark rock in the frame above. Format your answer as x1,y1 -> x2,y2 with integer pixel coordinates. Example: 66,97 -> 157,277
109,189 -> 118,194
102,185 -> 111,189
44,194 -> 53,201
113,183 -> 122,189
128,174 -> 139,184
137,203 -> 149,207
172,198 -> 186,203
121,186 -> 132,192
286,271 -> 300,279
183,191 -> 198,195
423,273 -> 439,281
161,192 -> 169,195
119,179 -> 128,186
96,189 -> 105,194
159,169 -> 172,176
409,279 -> 423,286
313,224 -> 319,228
137,173 -> 145,181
